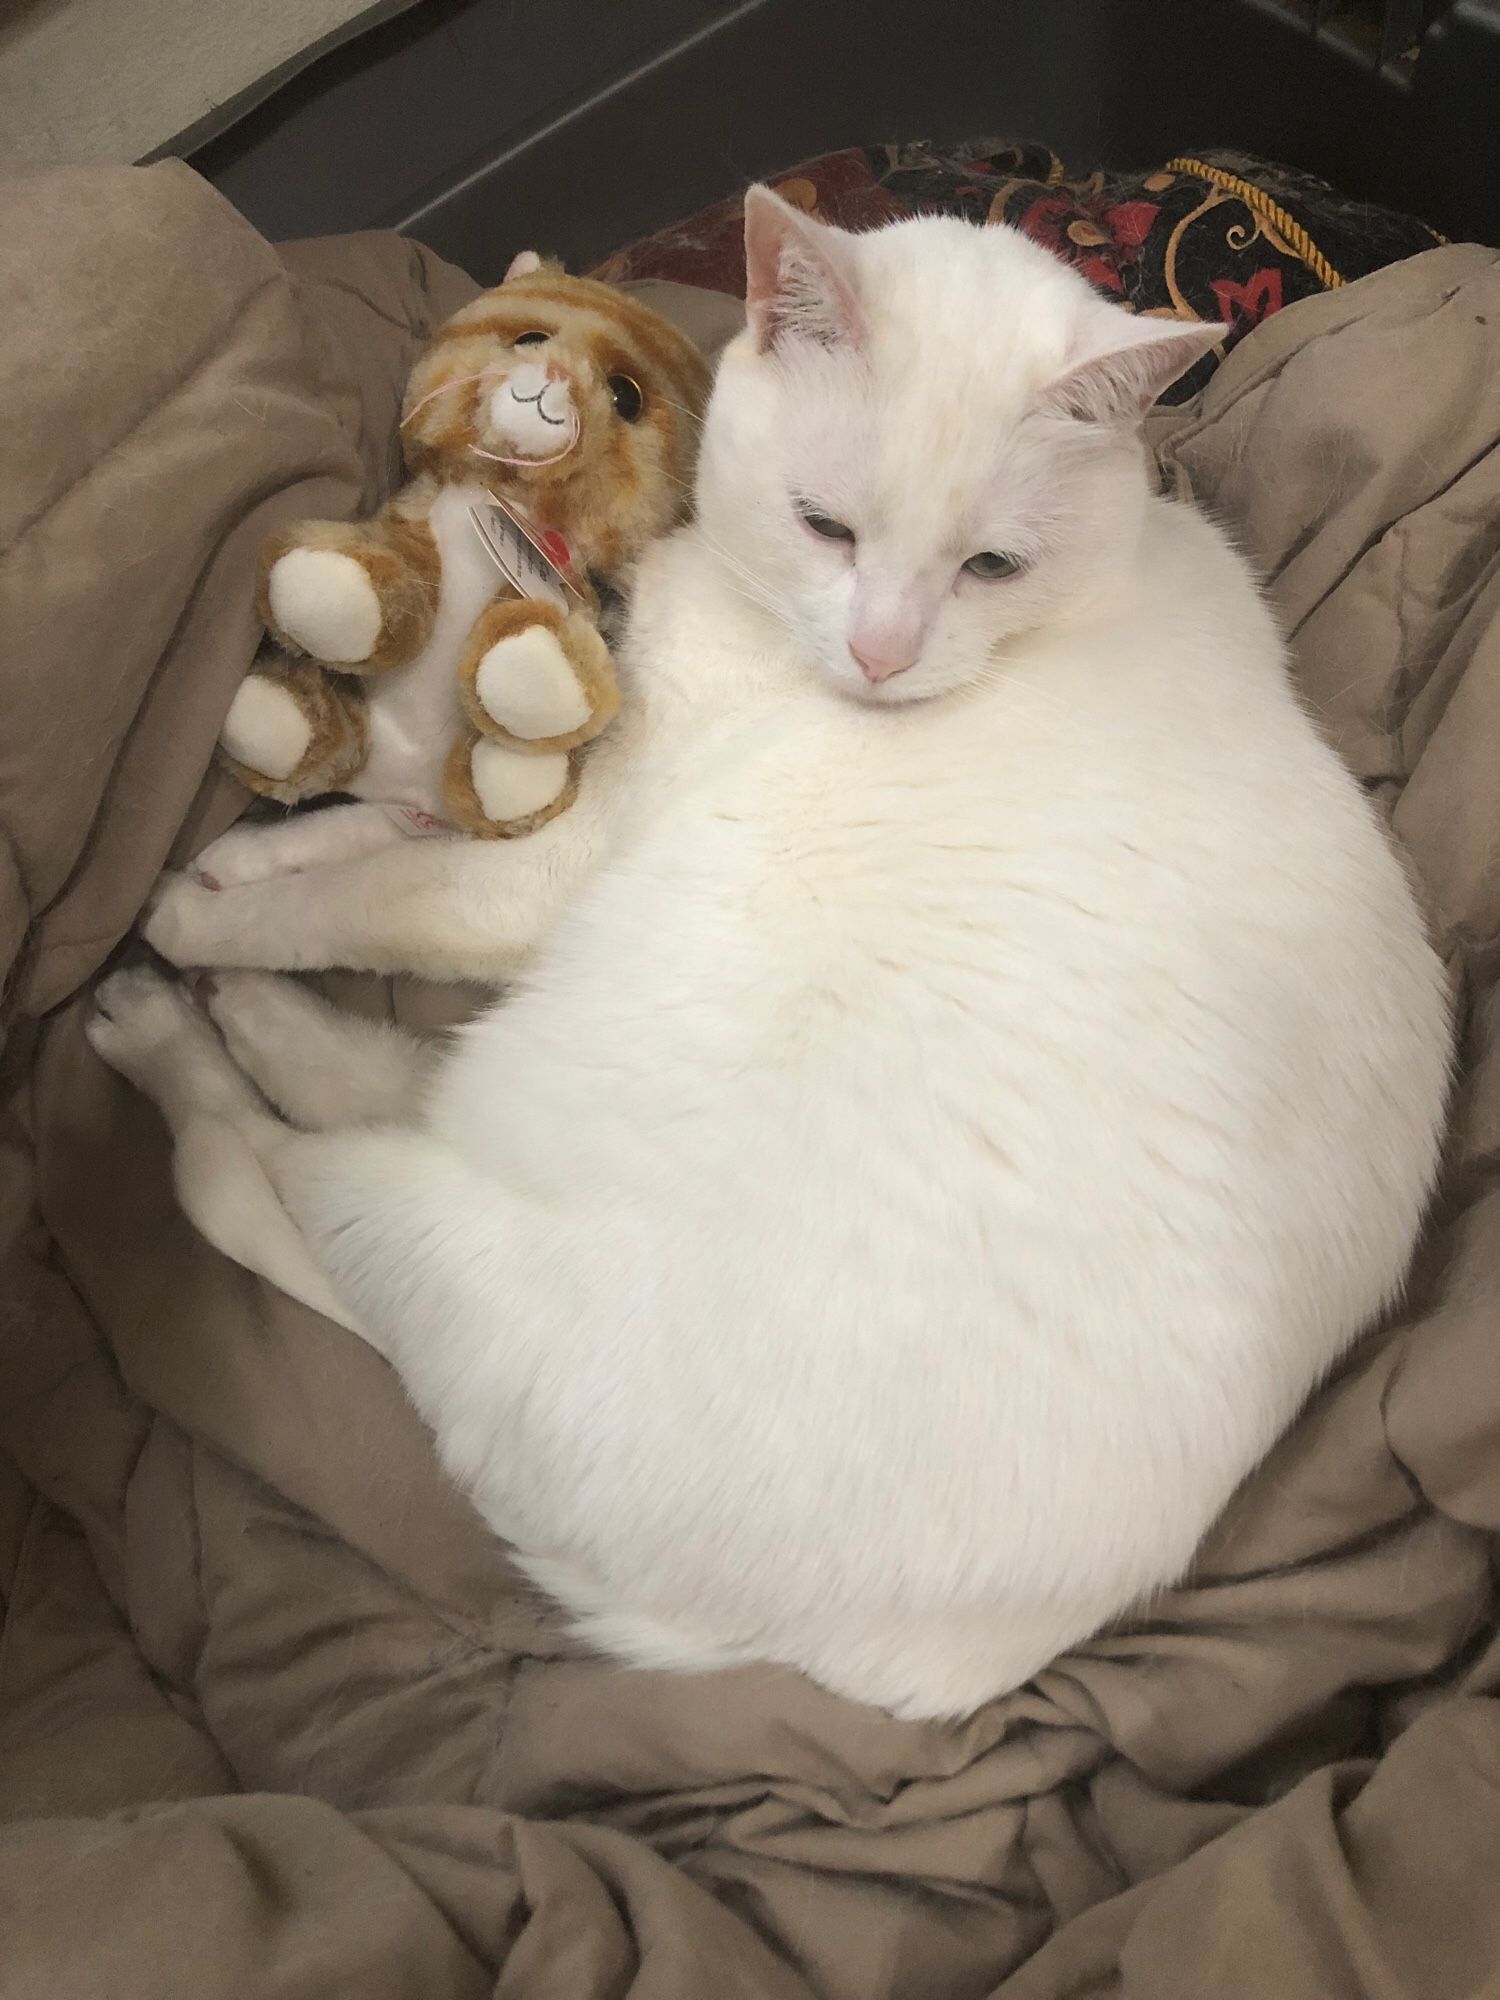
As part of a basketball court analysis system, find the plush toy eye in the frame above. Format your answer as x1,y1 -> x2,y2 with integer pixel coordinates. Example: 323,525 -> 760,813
798,506 -> 855,543
963,550 -> 1022,580
608,374 -> 644,421
512,330 -> 549,347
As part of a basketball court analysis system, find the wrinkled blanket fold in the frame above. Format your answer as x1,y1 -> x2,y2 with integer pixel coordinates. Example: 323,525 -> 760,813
1,164 -> 1498,1999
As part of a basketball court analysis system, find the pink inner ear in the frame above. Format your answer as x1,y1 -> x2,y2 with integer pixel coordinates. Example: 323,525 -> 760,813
1045,316 -> 1221,426
504,250 -> 543,283
743,185 -> 861,353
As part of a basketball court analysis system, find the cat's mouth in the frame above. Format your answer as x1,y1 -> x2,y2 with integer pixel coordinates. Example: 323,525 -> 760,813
819,659 -> 926,709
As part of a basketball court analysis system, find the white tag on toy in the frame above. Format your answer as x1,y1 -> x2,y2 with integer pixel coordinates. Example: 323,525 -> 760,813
469,497 -> 586,614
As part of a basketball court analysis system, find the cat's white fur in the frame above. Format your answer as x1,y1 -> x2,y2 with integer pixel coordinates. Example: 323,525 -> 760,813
94,191 -> 1451,1719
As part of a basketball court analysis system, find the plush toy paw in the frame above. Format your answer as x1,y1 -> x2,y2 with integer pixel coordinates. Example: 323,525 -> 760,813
474,624 -> 594,743
221,676 -> 313,782
443,731 -> 577,838
266,547 -> 385,664
218,650 -> 368,804
458,602 -> 619,754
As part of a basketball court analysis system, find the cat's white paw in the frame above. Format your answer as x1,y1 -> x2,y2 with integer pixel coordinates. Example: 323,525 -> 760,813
143,871 -> 238,966
469,741 -> 571,825
220,677 -> 313,781
89,965 -> 270,1124
200,969 -> 307,1069
86,965 -> 197,1084
474,625 -> 592,741
191,824 -> 293,892
267,548 -> 382,663
87,965 -> 227,1102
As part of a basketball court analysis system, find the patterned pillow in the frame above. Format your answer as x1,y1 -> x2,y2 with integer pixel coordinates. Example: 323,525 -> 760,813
593,140 -> 1444,401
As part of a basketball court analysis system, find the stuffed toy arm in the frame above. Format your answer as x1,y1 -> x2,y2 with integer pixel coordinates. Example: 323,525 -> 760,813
260,501 -> 441,675
444,597 -> 621,839
218,497 -> 442,804
219,647 -> 370,805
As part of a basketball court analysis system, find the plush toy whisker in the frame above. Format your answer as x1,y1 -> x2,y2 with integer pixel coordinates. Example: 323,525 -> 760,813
652,393 -> 706,433
403,369 -> 582,467
469,415 -> 580,469
400,369 -> 501,428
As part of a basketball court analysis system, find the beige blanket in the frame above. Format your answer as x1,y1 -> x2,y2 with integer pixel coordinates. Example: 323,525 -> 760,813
2,161 -> 1498,1999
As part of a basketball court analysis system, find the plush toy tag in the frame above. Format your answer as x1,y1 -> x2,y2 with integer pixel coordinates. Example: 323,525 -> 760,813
386,804 -> 455,837
469,497 -> 586,614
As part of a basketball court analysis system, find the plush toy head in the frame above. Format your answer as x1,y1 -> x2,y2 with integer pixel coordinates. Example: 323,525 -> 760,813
400,252 -> 712,578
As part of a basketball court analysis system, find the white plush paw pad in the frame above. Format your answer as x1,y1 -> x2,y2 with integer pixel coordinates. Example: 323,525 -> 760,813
474,626 -> 591,741
267,548 -> 383,663
86,966 -> 203,1084
221,678 -> 314,782
470,742 -> 570,824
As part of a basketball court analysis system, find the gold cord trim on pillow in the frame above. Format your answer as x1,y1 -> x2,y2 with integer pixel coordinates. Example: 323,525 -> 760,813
1164,157 -> 1346,289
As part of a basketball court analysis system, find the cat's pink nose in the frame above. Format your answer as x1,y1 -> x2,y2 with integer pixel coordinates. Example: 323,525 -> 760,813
849,639 -> 917,684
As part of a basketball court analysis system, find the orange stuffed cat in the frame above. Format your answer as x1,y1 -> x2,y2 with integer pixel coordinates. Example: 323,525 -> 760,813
219,254 -> 711,837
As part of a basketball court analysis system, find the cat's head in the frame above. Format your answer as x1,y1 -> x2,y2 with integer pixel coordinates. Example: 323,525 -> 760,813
696,189 -> 1219,703
401,255 -> 711,578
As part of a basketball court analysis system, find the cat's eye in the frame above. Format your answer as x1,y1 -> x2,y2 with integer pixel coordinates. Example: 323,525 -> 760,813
609,375 -> 644,421
799,508 -> 855,543
512,330 -> 549,347
963,550 -> 1022,580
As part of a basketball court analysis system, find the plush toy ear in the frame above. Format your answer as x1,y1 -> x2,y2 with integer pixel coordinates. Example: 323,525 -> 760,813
743,184 -> 862,353
504,250 -> 544,282
1042,310 -> 1222,426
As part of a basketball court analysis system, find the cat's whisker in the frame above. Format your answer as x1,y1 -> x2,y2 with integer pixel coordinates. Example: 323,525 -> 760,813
976,667 -> 1073,722
693,522 -> 797,621
654,394 -> 706,431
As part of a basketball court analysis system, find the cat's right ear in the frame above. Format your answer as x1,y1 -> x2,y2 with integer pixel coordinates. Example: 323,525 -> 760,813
1042,311 -> 1222,427
743,186 -> 862,354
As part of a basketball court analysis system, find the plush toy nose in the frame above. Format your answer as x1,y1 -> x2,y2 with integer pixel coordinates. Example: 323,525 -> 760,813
484,364 -> 577,462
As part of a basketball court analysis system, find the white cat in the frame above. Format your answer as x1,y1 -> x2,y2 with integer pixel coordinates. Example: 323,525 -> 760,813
91,188 -> 1451,1719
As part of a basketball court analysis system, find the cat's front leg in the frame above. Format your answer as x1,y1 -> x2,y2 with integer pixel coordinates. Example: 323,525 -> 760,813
191,802 -> 409,890
144,810 -> 602,983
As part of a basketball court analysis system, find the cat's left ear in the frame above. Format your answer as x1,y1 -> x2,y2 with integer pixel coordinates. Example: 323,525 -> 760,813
743,185 -> 863,353
504,250 -> 544,281
1043,310 -> 1222,426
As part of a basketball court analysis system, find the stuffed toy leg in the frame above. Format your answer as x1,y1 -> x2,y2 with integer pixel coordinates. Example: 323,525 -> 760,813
219,503 -> 439,804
